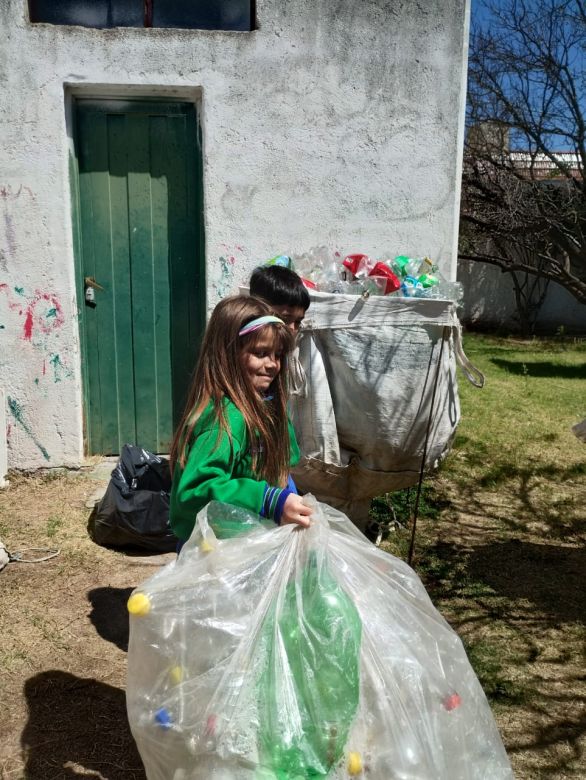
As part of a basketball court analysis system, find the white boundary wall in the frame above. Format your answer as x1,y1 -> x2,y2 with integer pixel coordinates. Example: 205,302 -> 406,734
458,260 -> 586,333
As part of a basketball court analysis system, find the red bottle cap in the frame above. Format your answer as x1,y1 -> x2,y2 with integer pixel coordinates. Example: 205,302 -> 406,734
442,692 -> 462,711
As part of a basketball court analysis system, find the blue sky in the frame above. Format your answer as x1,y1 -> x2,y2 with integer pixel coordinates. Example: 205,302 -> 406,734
466,0 -> 585,152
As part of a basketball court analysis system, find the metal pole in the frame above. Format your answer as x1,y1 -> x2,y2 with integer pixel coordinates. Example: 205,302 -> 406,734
407,325 -> 449,566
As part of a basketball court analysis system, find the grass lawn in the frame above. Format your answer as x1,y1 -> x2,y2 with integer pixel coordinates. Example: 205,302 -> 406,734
374,332 -> 586,779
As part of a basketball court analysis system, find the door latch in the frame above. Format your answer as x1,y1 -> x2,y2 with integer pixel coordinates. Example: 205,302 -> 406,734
84,276 -> 104,305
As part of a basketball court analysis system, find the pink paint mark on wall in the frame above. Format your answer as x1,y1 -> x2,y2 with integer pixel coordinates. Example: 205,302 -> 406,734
24,292 -> 65,340
23,309 -> 34,340
0,283 -> 24,321
0,284 -> 65,341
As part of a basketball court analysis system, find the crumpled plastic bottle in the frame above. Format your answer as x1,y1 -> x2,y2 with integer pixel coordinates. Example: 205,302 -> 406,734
368,262 -> 401,295
293,246 -> 344,292
265,255 -> 293,269
392,255 -> 421,278
401,275 -> 425,297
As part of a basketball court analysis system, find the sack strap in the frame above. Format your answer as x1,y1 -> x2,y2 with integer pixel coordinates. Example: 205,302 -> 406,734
289,352 -> 307,397
452,324 -> 485,388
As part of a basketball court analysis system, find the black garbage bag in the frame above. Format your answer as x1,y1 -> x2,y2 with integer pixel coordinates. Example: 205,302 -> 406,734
88,444 -> 177,552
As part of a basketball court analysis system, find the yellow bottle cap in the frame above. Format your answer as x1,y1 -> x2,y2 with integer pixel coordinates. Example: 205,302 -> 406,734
169,665 -> 184,685
127,592 -> 151,616
348,751 -> 363,775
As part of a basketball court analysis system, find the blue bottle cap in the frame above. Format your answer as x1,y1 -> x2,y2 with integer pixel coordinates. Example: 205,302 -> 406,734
154,707 -> 173,729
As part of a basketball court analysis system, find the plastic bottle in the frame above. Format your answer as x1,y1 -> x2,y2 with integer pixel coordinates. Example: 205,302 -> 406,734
405,258 -> 421,277
265,254 -> 292,269
360,277 -> 386,296
368,262 -> 401,295
342,253 -> 373,278
416,256 -> 437,276
437,280 -> 464,303
391,255 -> 409,277
418,273 -> 439,289
392,255 -> 420,278
401,276 -> 424,297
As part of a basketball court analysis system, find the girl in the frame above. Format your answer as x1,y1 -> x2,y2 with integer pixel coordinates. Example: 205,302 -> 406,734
169,295 -> 312,541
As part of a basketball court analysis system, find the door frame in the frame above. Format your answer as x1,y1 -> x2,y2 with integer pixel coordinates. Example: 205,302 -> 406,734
67,91 -> 205,454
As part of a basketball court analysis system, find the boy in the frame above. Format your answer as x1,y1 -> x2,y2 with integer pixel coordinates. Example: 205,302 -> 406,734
249,265 -> 310,334
249,263 -> 381,543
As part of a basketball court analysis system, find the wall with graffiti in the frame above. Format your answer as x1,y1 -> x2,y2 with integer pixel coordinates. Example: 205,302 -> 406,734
0,184 -> 82,469
1,0 -> 469,469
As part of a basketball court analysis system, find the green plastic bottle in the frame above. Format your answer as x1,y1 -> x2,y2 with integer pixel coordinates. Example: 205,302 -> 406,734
418,273 -> 439,289
257,552 -> 362,777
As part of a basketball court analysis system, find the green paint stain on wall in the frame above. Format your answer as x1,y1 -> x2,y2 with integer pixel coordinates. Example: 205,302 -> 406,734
7,395 -> 50,461
49,353 -> 72,383
8,396 -> 24,423
50,354 -> 63,382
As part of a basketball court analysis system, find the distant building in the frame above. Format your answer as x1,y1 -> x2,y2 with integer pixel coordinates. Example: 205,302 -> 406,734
509,151 -> 582,181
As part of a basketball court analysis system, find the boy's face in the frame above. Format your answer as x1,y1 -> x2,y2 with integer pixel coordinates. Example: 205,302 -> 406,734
270,305 -> 306,334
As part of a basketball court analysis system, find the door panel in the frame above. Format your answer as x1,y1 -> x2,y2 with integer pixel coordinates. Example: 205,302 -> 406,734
74,99 -> 204,455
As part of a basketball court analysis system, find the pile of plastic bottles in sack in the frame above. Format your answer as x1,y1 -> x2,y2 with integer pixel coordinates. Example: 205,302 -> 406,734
126,499 -> 514,780
265,248 -> 463,301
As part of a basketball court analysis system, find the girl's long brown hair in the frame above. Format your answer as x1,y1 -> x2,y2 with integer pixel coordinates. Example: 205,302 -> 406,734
170,296 -> 295,487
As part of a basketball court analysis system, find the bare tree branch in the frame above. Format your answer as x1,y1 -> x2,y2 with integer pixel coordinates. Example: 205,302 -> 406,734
460,0 -> 586,306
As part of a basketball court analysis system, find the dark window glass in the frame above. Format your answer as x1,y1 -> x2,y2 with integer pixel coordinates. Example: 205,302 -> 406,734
29,0 -> 253,30
29,0 -> 143,27
152,0 -> 252,31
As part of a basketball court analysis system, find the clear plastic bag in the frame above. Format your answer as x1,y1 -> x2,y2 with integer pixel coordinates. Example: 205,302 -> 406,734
126,499 -> 513,779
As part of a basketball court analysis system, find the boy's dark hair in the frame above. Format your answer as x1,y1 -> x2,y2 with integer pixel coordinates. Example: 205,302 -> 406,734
249,265 -> 310,311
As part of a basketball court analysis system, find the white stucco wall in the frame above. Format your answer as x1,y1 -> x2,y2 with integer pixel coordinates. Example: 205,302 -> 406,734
0,0 -> 470,469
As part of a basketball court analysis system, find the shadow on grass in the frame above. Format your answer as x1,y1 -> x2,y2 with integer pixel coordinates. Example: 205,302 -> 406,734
88,586 -> 133,652
443,457 -> 586,540
506,700 -> 586,776
478,460 -> 586,489
490,358 -> 586,379
21,670 -> 145,779
466,540 -> 585,625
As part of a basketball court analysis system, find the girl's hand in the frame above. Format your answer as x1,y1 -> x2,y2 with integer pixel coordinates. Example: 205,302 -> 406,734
281,494 -> 313,527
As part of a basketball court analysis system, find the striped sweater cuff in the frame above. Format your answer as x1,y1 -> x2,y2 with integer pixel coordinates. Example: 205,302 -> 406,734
261,485 -> 293,525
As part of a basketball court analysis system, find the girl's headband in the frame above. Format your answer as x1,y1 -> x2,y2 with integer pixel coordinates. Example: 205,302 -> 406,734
238,315 -> 285,337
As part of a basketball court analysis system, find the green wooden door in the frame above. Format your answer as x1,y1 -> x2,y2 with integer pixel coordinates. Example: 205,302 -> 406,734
73,99 -> 204,455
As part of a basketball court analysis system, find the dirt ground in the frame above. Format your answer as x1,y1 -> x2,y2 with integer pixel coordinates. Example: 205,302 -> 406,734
0,467 -> 584,779
0,470 -> 168,779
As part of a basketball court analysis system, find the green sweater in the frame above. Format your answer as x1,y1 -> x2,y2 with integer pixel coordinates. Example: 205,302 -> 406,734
170,398 -> 300,541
